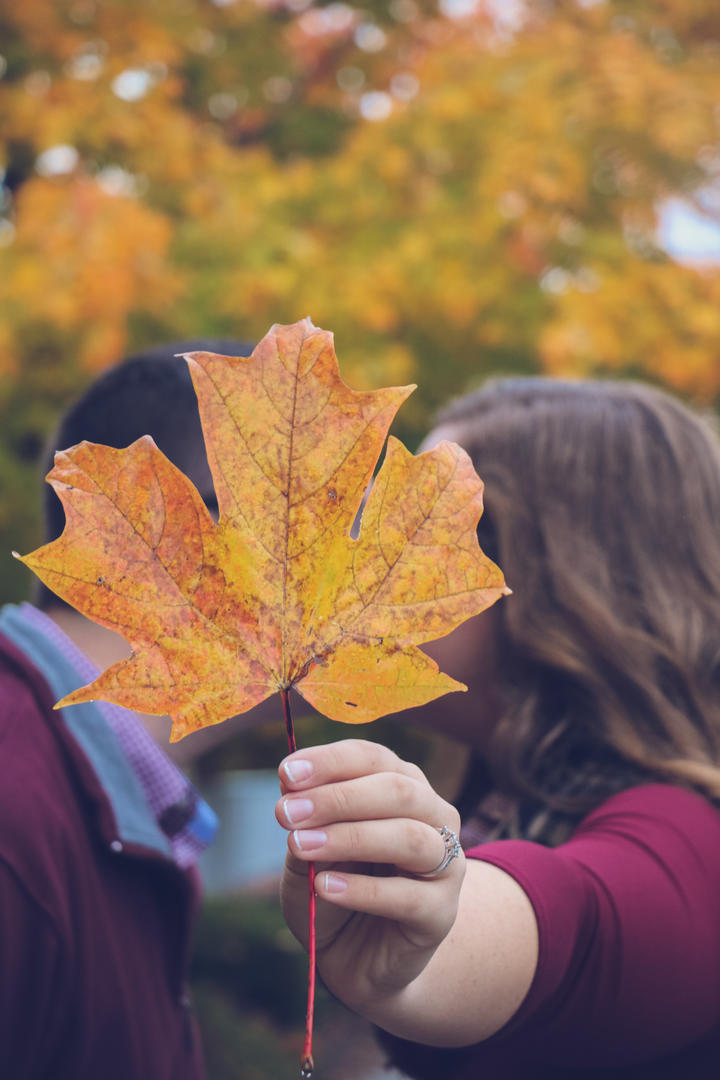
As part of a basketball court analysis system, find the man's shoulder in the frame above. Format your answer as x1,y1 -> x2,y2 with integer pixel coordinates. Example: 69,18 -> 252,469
0,634 -> 88,886
0,628 -> 57,728
0,630 -> 61,761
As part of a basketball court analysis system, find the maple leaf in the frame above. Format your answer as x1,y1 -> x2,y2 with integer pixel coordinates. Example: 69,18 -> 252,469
17,319 -> 508,741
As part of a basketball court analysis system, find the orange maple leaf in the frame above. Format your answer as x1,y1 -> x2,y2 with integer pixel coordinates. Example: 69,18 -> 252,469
18,319 -> 509,741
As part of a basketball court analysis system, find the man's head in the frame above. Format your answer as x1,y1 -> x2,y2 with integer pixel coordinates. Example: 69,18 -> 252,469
37,338 -> 254,609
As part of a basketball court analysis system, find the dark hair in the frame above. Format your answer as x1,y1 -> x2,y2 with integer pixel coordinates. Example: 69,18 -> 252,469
438,378 -> 720,843
35,339 -> 254,609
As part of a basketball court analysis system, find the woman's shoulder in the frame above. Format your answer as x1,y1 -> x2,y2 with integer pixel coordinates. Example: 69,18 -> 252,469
570,782 -> 720,855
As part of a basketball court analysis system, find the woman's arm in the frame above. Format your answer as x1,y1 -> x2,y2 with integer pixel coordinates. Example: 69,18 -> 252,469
376,858 -> 538,1045
279,751 -> 720,1064
276,738 -> 538,1047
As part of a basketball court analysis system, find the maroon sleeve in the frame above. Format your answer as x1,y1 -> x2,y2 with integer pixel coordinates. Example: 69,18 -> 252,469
466,785 -> 720,1068
0,857 -> 69,1078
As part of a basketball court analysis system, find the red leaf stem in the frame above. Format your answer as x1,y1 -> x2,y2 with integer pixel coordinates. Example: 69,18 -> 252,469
282,689 -> 316,1078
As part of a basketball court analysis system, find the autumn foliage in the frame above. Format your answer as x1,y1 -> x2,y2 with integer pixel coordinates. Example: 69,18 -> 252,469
2,0 -> 720,598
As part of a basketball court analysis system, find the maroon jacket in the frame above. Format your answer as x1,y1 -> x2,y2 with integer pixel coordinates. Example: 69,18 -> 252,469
0,631 -> 205,1079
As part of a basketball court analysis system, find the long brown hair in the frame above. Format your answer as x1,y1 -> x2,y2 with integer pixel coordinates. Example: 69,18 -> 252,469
438,378 -> 720,844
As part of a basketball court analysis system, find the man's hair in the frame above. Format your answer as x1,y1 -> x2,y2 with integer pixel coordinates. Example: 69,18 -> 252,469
438,377 -> 720,842
35,339 -> 254,609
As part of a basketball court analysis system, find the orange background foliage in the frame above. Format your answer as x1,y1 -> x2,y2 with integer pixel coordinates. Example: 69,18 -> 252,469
1,0 -> 719,599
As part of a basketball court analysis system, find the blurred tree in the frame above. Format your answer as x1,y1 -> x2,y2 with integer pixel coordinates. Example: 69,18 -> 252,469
1,0 -> 719,599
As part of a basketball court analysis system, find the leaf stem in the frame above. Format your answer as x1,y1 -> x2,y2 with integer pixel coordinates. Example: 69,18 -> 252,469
282,689 -> 316,1079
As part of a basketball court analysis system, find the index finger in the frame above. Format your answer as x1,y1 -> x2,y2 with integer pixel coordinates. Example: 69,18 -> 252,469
278,738 -> 425,794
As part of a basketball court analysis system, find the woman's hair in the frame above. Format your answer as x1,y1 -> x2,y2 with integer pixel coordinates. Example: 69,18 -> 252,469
438,377 -> 720,843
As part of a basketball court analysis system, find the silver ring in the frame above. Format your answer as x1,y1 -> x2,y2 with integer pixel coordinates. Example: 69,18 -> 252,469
415,825 -> 461,878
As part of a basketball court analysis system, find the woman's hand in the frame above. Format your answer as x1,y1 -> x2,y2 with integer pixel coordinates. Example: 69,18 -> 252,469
276,738 -> 538,1047
276,739 -> 465,1016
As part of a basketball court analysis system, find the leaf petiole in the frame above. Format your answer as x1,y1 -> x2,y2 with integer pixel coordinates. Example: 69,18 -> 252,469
282,689 -> 316,1079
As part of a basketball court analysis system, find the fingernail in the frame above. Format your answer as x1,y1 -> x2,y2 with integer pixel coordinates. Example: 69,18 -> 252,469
323,873 -> 347,894
283,759 -> 313,783
293,829 -> 327,852
283,798 -> 313,824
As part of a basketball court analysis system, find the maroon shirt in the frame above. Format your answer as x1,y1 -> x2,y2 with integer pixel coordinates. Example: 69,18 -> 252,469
0,632 -> 205,1079
386,785 -> 720,1078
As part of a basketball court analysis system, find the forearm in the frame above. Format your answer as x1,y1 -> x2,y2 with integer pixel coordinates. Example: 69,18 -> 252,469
344,860 -> 538,1047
